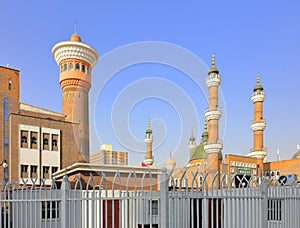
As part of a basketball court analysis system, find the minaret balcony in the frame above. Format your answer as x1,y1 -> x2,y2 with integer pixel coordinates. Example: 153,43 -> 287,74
144,157 -> 154,165
248,148 -> 267,159
250,119 -> 266,131
251,91 -> 266,103
204,140 -> 223,154
205,107 -> 222,121
145,137 -> 153,143
206,73 -> 221,88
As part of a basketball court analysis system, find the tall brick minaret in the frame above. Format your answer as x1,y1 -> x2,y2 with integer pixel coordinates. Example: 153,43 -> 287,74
52,33 -> 98,162
143,119 -> 154,166
204,54 -> 223,173
248,75 -> 267,161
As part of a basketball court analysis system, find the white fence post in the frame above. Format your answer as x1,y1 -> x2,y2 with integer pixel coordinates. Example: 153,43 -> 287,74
260,178 -> 269,228
61,175 -> 70,228
160,167 -> 169,228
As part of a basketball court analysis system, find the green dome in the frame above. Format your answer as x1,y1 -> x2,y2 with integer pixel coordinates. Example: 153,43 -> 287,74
209,66 -> 219,74
253,84 -> 263,92
189,135 -> 196,141
146,128 -> 152,134
190,144 -> 208,160
201,131 -> 208,138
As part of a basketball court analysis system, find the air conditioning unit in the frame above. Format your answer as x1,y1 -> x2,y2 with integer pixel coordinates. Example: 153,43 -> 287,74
278,174 -> 298,186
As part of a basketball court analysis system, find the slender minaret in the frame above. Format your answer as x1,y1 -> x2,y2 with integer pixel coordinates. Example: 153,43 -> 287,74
52,33 -> 98,163
188,129 -> 196,159
143,119 -> 154,166
248,75 -> 267,161
204,54 -> 223,173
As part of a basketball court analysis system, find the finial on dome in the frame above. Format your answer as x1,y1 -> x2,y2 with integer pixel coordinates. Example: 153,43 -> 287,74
209,53 -> 219,74
256,74 -> 260,84
70,33 -> 81,42
204,121 -> 207,131
146,119 -> 152,134
170,151 -> 173,159
253,73 -> 263,92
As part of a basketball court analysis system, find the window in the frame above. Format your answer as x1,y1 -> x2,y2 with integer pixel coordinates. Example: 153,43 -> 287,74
43,166 -> 49,174
21,165 -> 28,173
60,65 -> 63,72
87,67 -> 89,74
148,200 -> 159,216
31,137 -> 37,144
82,65 -> 86,73
31,165 -> 37,173
69,62 -> 74,70
75,63 -> 80,71
43,138 -> 48,145
52,167 -> 58,174
52,139 -> 57,147
42,201 -> 60,219
8,79 -> 12,90
21,136 -> 27,143
63,63 -> 67,71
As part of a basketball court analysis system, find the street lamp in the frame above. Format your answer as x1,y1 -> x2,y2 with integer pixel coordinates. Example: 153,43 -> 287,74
0,160 -> 8,183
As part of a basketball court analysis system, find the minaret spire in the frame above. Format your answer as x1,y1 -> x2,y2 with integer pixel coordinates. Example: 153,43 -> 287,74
248,74 -> 267,161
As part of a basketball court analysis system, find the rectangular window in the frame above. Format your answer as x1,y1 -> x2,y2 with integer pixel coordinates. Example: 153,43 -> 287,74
30,165 -> 38,178
30,131 -> 38,149
43,166 -> 50,179
51,167 -> 58,174
21,165 -> 28,178
43,133 -> 50,150
42,201 -> 60,219
51,134 -> 58,151
148,200 -> 159,216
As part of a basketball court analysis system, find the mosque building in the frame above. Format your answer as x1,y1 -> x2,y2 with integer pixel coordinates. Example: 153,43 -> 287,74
1,32 -> 300,188
169,55 -> 300,187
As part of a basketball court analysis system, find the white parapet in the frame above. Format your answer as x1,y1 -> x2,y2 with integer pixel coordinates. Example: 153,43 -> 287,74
248,149 -> 267,160
250,119 -> 266,131
52,41 -> 98,66
205,108 -> 222,121
206,73 -> 221,88
204,142 -> 223,154
251,92 -> 265,103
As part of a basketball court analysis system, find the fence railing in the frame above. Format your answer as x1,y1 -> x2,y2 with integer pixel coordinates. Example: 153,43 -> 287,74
0,168 -> 299,228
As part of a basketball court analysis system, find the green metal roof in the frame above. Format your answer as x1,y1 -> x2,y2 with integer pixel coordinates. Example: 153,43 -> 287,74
190,144 -> 208,160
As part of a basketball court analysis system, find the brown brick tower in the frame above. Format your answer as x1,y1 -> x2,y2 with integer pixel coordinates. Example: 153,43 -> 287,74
52,34 -> 98,163
143,119 -> 154,166
204,55 -> 223,173
248,75 -> 267,161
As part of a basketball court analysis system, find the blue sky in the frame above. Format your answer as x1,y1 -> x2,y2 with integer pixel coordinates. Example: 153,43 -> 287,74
1,1 -> 300,167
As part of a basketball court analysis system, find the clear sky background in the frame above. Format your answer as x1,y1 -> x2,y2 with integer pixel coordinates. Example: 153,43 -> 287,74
1,1 -> 300,167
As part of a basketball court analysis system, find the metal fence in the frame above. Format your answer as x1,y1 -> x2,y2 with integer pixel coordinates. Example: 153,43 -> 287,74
0,168 -> 299,228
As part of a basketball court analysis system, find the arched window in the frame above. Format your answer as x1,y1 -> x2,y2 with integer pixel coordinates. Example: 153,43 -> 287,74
8,79 -> 12,90
60,65 -> 63,72
63,63 -> 67,71
75,63 -> 80,71
70,62 -> 74,70
82,65 -> 86,73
